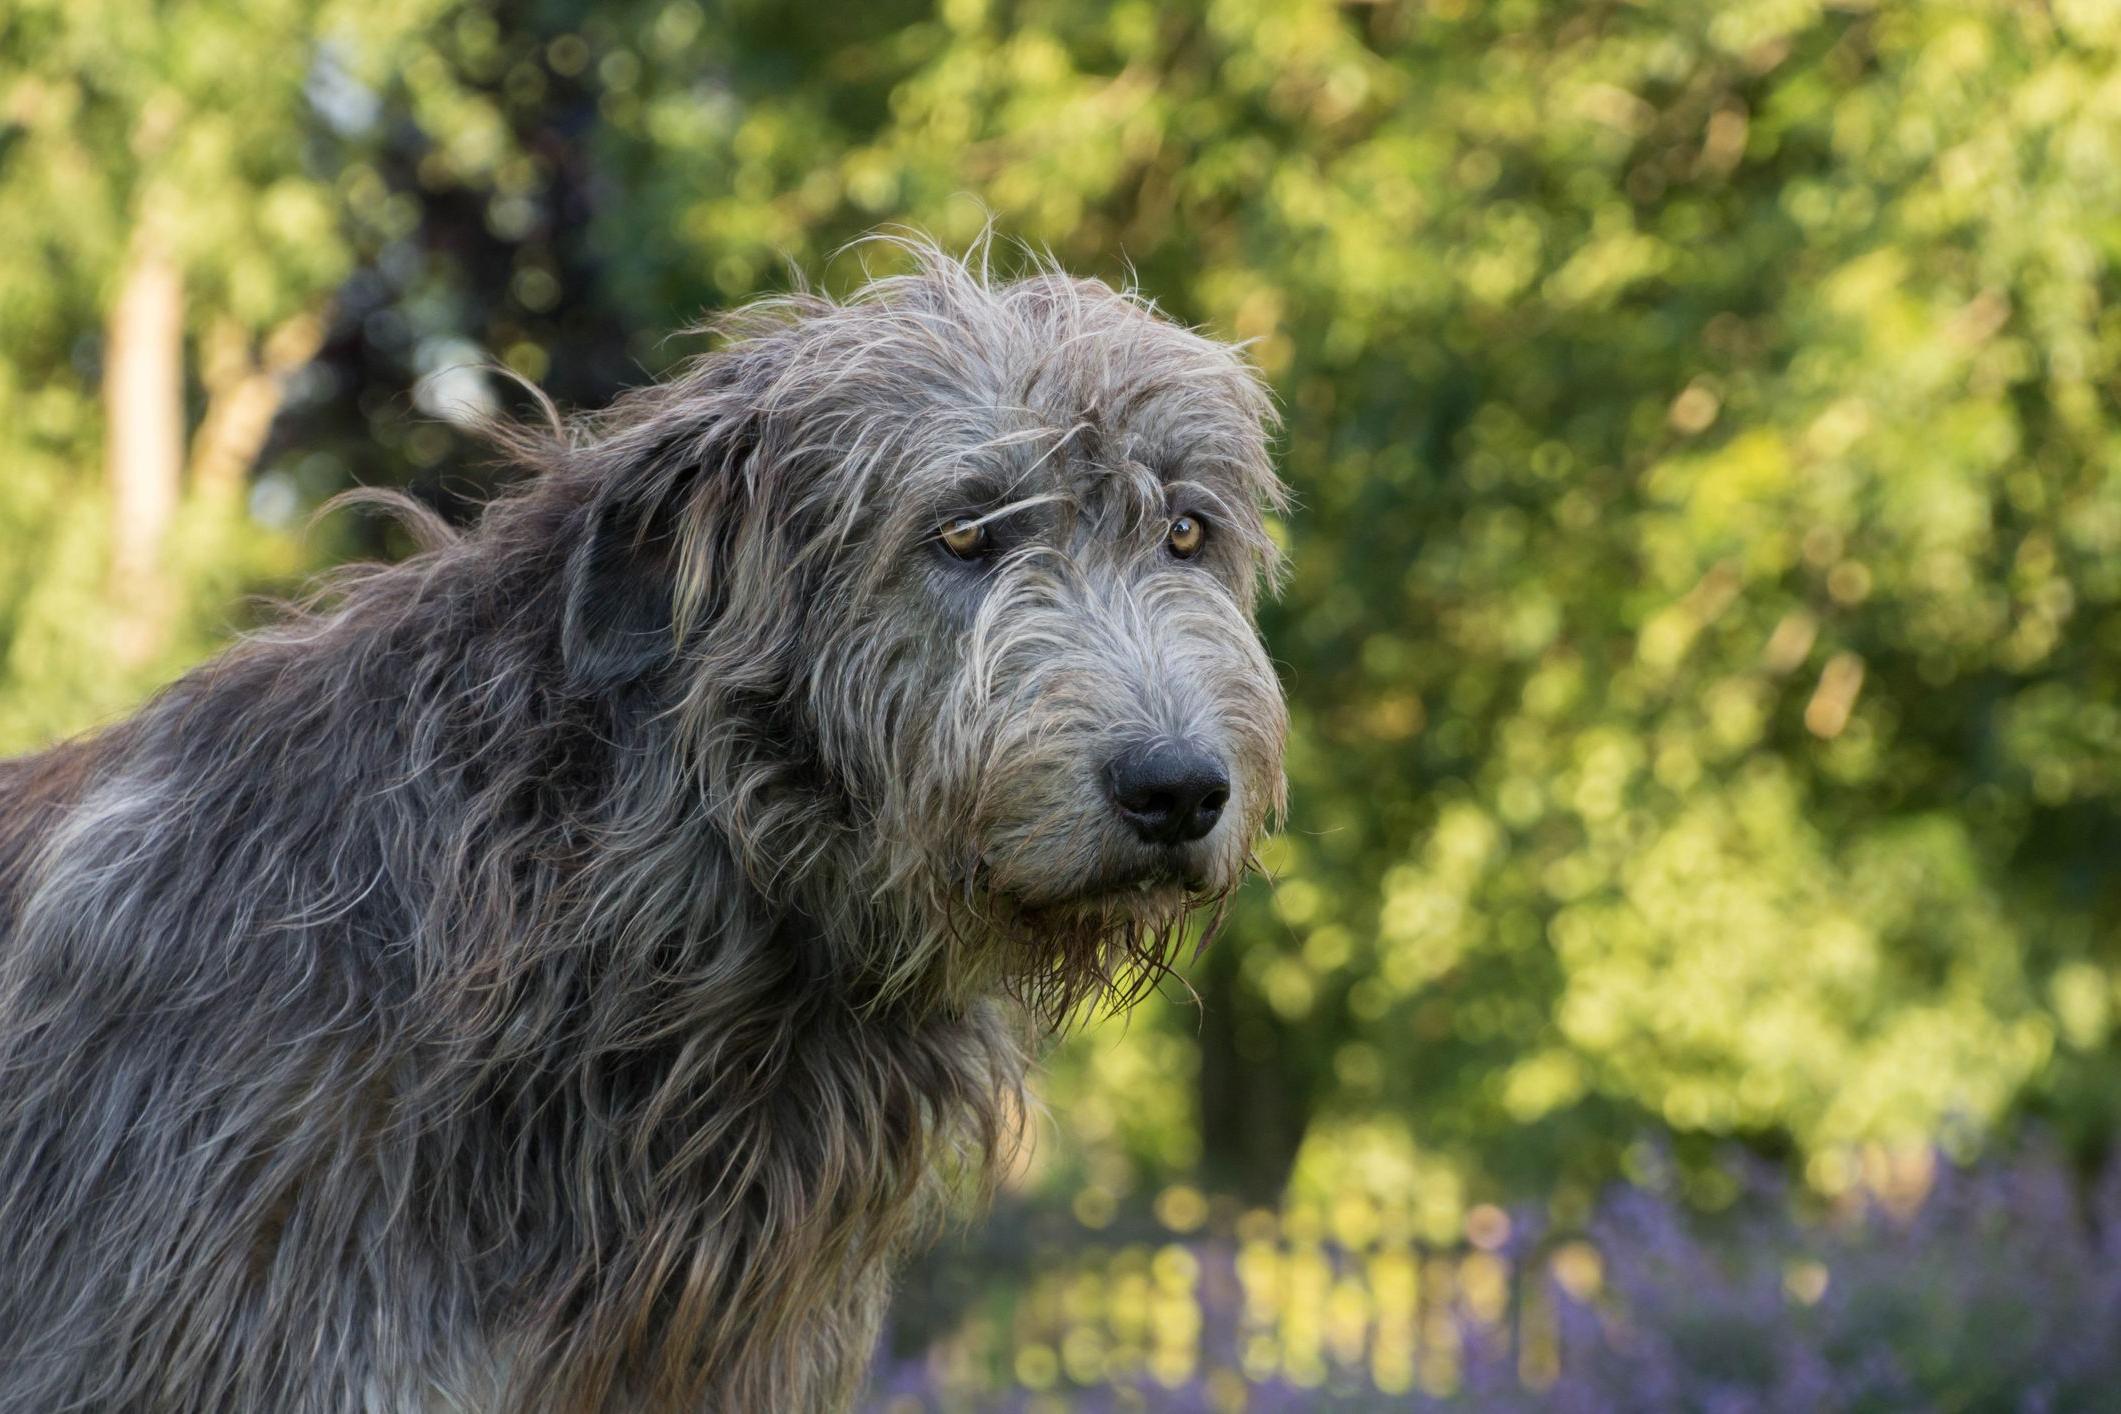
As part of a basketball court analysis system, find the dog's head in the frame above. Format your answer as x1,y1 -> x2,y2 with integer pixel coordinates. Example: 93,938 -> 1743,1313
560,241 -> 1287,1015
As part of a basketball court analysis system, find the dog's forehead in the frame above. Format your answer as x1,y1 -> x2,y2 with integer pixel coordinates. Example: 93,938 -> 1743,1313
962,354 -> 1267,510
917,398 -> 1257,531
796,271 -> 1279,528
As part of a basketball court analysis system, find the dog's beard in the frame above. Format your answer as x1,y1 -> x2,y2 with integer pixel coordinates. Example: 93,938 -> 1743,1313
965,871 -> 1234,1029
933,796 -> 1256,1026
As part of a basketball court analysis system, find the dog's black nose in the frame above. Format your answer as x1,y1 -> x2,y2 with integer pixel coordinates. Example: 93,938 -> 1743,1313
1107,742 -> 1230,846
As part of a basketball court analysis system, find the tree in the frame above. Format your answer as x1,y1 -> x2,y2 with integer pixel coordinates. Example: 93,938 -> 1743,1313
0,0 -> 448,747
490,0 -> 2121,1213
10,0 -> 2121,1220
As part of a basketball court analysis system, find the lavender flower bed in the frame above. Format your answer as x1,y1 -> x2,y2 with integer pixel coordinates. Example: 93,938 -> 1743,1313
867,1147 -> 2121,1412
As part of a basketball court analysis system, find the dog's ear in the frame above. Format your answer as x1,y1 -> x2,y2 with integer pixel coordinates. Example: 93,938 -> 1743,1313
559,341 -> 791,693
559,443 -> 725,691
560,393 -> 773,692
558,338 -> 780,690
561,474 -> 687,689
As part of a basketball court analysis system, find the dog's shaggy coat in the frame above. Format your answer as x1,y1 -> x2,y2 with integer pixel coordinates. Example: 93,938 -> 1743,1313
0,242 -> 1286,1413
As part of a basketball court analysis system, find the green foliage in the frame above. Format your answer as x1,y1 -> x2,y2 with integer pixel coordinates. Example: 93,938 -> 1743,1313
0,0 -> 450,751
5,0 -> 2120,1222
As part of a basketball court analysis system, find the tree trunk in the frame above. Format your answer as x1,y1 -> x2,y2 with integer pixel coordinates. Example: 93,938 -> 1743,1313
1195,942 -> 1314,1205
105,224 -> 185,663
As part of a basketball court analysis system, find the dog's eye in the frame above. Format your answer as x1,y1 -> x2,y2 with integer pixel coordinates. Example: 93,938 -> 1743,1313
1166,513 -> 1208,559
938,516 -> 990,560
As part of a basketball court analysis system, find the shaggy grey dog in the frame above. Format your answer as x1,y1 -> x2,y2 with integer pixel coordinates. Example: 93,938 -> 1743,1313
0,240 -> 1286,1413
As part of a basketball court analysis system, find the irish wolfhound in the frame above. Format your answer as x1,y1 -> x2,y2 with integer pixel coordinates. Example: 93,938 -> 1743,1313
0,240 -> 1286,1412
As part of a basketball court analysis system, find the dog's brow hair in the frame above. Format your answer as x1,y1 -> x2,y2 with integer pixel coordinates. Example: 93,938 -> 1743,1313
946,492 -> 1069,530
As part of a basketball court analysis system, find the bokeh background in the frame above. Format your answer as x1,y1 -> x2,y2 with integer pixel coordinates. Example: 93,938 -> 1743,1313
7,1 -> 2121,1408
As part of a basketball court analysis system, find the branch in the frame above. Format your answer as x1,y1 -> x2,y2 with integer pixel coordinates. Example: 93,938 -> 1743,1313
188,310 -> 327,503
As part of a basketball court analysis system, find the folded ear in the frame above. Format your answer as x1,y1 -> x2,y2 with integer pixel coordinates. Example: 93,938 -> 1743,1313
558,338 -> 790,693
561,471 -> 690,690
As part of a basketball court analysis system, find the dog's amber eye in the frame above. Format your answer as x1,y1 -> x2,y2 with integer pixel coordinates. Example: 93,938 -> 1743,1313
1167,513 -> 1207,559
938,516 -> 990,559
